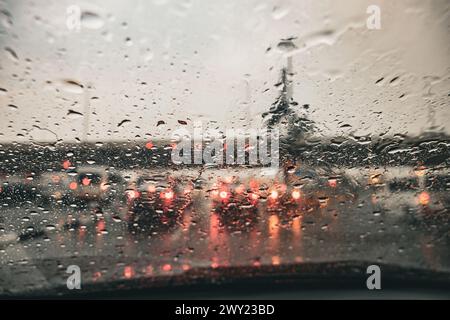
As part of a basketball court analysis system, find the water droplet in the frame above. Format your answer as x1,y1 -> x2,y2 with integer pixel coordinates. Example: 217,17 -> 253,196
60,79 -> 84,94
272,6 -> 290,20
0,10 -> 13,28
118,119 -> 131,127
389,76 -> 400,86
4,47 -> 18,61
125,37 -> 133,46
81,11 -> 104,29
67,109 -> 84,119
375,77 -> 384,85
276,39 -> 297,53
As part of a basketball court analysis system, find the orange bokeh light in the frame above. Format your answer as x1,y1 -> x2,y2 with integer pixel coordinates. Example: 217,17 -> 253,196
162,264 -> 172,272
418,191 -> 430,205
145,141 -> 154,150
270,190 -> 279,200
69,182 -> 77,190
62,160 -> 71,170
123,266 -> 134,279
328,179 -> 337,188
250,192 -> 259,201
219,191 -> 228,199
291,190 -> 301,200
164,190 -> 174,200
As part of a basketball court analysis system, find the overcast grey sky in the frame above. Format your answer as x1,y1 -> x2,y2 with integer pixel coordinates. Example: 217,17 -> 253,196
0,0 -> 449,143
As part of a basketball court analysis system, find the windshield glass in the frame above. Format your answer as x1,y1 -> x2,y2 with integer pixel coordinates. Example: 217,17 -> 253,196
0,0 -> 449,297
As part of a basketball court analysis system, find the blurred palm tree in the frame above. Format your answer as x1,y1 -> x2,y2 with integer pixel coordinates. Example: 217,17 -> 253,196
262,55 -> 316,154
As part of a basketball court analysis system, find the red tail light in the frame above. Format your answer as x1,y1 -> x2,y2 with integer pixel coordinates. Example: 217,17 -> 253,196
164,190 -> 174,200
328,179 -> 337,188
69,182 -> 78,190
123,266 -> 134,279
160,189 -> 174,201
248,192 -> 259,205
269,190 -> 279,200
418,191 -> 430,205
219,190 -> 229,200
81,177 -> 91,186
249,192 -> 259,201
291,190 -> 301,200
62,160 -> 71,170
145,141 -> 154,150
126,190 -> 140,201
162,264 -> 172,272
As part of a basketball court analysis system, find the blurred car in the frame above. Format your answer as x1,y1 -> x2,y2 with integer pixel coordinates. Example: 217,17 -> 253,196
0,173 -> 38,204
363,167 -> 449,222
36,171 -> 73,203
0,181 -> 38,204
368,166 -> 427,192
208,167 -> 284,213
424,169 -> 450,193
388,176 -> 420,192
209,175 -> 259,214
415,169 -> 450,221
125,173 -> 192,229
277,165 -> 358,210
67,166 -> 124,203
216,205 -> 259,232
